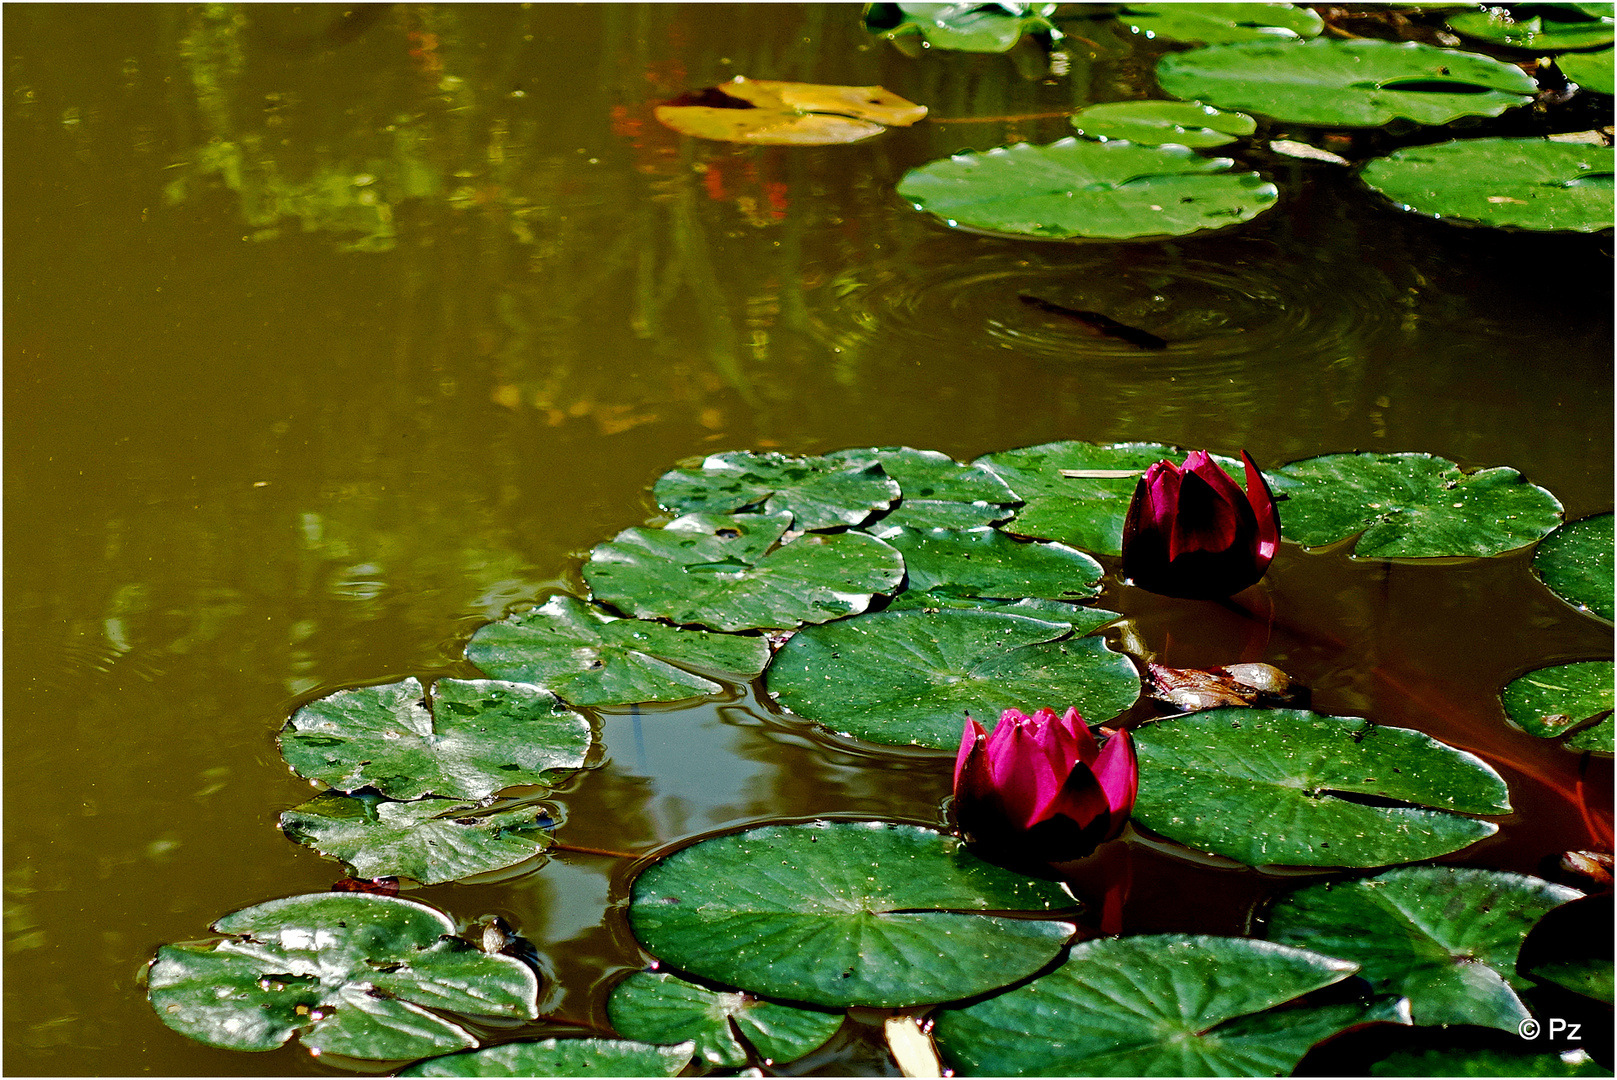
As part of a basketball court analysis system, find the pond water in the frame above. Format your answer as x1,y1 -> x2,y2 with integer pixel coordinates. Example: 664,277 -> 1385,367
4,4 -> 1612,1076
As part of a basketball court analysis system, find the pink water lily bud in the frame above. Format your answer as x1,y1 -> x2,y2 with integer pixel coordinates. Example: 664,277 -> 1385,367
1120,449 -> 1279,600
952,707 -> 1137,864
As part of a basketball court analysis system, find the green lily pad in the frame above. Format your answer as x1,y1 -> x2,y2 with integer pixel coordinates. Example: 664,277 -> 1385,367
1566,714 -> 1616,752
653,451 -> 899,531
277,677 -> 592,801
1117,2 -> 1325,44
1371,1044 -> 1613,1076
1269,452 -> 1564,558
1070,100 -> 1258,147
401,1037 -> 693,1077
1558,46 -> 1615,91
627,820 -> 1076,1008
830,446 -> 1020,531
1266,866 -> 1582,1031
883,590 -> 1124,633
1448,5 -> 1614,50
1520,894 -> 1615,1004
1157,38 -> 1539,127
874,499 -> 1015,530
765,608 -> 1141,749
1132,707 -> 1510,867
865,2 -> 1060,53
1534,513 -> 1614,621
147,893 -> 538,1059
932,934 -> 1388,1076
1501,661 -> 1614,754
465,595 -> 769,707
606,971 -> 843,1069
872,526 -> 1103,601
280,793 -> 557,885
584,511 -> 905,632
1361,137 -> 1615,232
976,440 -> 1189,555
895,139 -> 1278,240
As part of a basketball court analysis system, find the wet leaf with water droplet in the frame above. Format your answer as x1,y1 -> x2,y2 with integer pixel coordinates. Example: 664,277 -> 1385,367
1133,707 -> 1510,866
628,820 -> 1074,1007
585,511 -> 904,632
1267,866 -> 1582,1030
277,677 -> 591,801
146,893 -> 537,1058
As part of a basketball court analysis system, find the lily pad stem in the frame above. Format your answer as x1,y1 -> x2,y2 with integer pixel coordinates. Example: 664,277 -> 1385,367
550,841 -> 641,860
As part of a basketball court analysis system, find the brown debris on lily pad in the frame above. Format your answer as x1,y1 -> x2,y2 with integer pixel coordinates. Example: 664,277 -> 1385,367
1143,661 -> 1307,712
655,76 -> 926,145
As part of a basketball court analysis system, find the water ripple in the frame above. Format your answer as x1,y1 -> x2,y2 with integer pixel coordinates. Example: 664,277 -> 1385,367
805,235 -> 1408,372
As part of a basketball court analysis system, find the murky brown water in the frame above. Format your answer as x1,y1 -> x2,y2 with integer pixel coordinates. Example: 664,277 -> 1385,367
5,5 -> 1612,1075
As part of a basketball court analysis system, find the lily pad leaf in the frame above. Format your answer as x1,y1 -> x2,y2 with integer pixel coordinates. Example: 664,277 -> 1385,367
866,2 -> 1060,53
401,1037 -> 693,1077
654,450 -> 900,531
1558,46 -> 1615,92
606,971 -> 843,1069
1448,5 -> 1615,50
873,526 -> 1103,601
1519,894 -> 1614,1005
875,498 -> 1015,530
1157,39 -> 1539,127
932,934 -> 1374,1077
829,446 -> 1020,531
895,138 -> 1278,240
584,511 -> 905,632
147,893 -> 538,1059
1533,513 -> 1614,621
1132,707 -> 1510,868
1361,137 -> 1615,233
1070,99 -> 1258,147
278,677 -> 592,801
280,793 -> 557,885
1269,451 -> 1564,558
1566,714 -> 1616,753
465,595 -> 768,707
766,608 -> 1141,749
884,590 -> 1124,633
1117,2 -> 1325,43
1501,661 -> 1614,754
1266,866 -> 1583,1031
976,440 -> 1200,555
627,820 -> 1076,1008
655,78 -> 926,146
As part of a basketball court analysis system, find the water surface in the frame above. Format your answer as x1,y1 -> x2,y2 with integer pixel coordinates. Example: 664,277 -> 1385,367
5,5 -> 1611,1075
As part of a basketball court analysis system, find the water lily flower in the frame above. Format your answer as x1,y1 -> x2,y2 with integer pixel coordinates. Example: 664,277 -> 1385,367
952,707 -> 1137,863
1120,449 -> 1279,600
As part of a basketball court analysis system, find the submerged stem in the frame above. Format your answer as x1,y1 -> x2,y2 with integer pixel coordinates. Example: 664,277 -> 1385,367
551,841 -> 642,860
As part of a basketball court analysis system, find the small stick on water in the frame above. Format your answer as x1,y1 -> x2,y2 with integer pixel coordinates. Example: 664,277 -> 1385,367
551,842 -> 641,859
1060,469 -> 1143,479
1019,294 -> 1168,350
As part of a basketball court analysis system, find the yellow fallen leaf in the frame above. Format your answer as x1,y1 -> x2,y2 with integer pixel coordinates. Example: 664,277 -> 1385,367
655,76 -> 926,145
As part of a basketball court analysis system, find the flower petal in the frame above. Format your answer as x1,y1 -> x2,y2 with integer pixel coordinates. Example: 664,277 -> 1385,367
1167,468 -> 1253,561
1060,706 -> 1100,766
954,716 -> 987,792
998,719 -> 1067,829
1092,728 -> 1138,823
1033,759 -> 1111,833
1241,450 -> 1280,568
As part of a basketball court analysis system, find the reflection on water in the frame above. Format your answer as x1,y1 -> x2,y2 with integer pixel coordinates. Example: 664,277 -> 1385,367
4,3 -> 1611,1075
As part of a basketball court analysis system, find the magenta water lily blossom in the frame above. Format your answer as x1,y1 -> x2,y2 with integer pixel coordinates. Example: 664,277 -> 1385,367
952,707 -> 1137,863
1121,449 -> 1280,600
